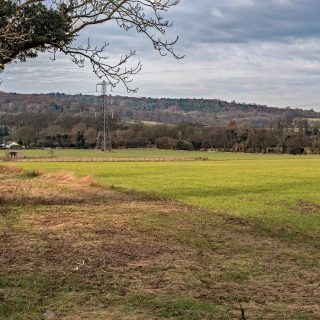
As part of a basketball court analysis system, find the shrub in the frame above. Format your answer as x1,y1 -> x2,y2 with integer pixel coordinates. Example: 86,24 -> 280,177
155,136 -> 177,149
23,170 -> 41,178
176,140 -> 194,151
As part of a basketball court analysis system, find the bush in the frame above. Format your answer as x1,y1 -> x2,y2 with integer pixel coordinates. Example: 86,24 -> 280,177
126,137 -> 150,148
287,146 -> 304,155
22,170 -> 41,178
176,140 -> 194,151
155,136 -> 177,149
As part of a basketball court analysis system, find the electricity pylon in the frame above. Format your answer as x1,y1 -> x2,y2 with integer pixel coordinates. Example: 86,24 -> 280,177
96,80 -> 113,152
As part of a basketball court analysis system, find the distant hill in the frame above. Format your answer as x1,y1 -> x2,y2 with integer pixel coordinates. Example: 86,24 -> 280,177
0,91 -> 319,126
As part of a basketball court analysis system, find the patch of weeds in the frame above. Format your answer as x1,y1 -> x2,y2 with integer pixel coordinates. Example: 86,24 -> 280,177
298,200 -> 320,215
246,218 -> 320,248
0,274 -> 53,319
281,251 -> 320,268
0,206 -> 21,230
45,288 -> 106,316
0,206 -> 12,218
124,293 -> 228,319
197,272 -> 214,289
219,261 -> 263,284
290,314 -> 319,320
140,212 -> 226,251
265,307 -> 319,320
219,270 -> 251,283
21,169 -> 41,179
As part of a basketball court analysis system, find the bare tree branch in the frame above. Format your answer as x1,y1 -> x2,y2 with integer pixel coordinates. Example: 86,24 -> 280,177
0,0 -> 183,91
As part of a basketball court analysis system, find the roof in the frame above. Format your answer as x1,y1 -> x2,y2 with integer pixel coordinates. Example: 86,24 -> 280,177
6,142 -> 20,148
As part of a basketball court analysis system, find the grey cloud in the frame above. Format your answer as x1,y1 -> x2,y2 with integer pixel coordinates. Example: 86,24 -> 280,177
166,0 -> 320,47
1,0 -> 320,109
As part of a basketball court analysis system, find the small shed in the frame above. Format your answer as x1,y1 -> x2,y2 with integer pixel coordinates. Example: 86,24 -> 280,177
9,151 -> 18,159
7,151 -> 24,159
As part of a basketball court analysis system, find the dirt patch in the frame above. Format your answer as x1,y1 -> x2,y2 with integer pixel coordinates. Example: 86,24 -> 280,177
298,200 -> 320,214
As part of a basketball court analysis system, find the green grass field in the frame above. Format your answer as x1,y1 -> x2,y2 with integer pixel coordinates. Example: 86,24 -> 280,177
10,152 -> 320,240
1,151 -> 320,319
1,148 -> 319,160
0,148 -> 214,159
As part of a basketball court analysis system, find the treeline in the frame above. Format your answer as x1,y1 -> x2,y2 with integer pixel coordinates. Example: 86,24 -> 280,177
0,112 -> 97,148
2,91 -> 320,126
111,119 -> 320,154
1,111 -> 320,154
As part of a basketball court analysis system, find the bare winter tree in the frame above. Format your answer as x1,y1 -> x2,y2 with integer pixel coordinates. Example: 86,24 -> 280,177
0,0 -> 183,91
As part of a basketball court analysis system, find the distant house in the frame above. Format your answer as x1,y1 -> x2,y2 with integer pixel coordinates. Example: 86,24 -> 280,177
5,142 -> 22,149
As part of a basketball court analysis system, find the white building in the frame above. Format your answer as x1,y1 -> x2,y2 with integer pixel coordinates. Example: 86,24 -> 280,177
5,142 -> 22,149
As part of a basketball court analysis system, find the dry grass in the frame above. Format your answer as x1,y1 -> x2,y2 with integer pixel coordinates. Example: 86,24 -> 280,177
0,168 -> 319,319
0,165 -> 23,175
40,172 -> 101,188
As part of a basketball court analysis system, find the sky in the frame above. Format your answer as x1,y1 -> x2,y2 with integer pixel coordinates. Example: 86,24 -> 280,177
1,0 -> 320,109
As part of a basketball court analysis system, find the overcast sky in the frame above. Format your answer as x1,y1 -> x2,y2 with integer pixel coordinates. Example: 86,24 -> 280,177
1,0 -> 320,109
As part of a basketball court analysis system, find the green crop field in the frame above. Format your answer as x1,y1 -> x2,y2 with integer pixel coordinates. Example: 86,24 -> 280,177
10,152 -> 320,240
